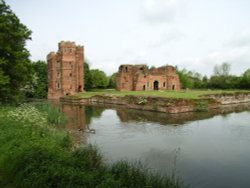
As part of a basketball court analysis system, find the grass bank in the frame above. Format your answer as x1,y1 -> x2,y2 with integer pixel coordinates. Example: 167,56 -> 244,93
77,89 -> 249,99
0,104 -> 185,188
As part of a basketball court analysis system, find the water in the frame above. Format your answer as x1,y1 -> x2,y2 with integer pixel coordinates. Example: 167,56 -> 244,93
59,103 -> 250,188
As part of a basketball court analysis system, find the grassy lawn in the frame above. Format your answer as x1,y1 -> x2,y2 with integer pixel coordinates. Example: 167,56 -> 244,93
77,89 -> 249,99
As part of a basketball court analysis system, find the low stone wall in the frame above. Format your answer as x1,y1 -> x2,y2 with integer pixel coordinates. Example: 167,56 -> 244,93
60,95 -> 217,113
60,92 -> 250,114
201,92 -> 250,104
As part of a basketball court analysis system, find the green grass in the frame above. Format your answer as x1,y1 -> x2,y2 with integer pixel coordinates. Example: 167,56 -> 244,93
0,105 -> 185,188
78,89 -> 249,99
35,103 -> 68,127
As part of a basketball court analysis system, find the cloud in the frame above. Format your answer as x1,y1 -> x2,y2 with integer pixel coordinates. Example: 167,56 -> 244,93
224,30 -> 250,48
175,29 -> 250,76
148,29 -> 185,48
89,50 -> 149,75
177,45 -> 250,76
142,0 -> 188,24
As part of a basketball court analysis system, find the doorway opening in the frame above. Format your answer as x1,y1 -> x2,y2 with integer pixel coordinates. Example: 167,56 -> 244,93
154,81 -> 159,90
172,84 -> 175,90
78,85 -> 82,92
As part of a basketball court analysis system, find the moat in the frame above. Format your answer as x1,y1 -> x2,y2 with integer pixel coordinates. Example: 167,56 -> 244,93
57,102 -> 250,188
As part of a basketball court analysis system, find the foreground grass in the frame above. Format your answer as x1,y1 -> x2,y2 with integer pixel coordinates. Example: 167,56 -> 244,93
78,89 -> 249,99
0,104 -> 185,188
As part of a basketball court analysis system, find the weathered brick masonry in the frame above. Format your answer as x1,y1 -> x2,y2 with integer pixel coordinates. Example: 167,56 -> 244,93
47,41 -> 84,99
116,64 -> 181,91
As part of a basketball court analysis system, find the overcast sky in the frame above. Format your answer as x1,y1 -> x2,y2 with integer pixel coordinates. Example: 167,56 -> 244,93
6,0 -> 250,76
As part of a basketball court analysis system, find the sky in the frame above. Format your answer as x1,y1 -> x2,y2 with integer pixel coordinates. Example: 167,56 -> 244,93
6,0 -> 250,76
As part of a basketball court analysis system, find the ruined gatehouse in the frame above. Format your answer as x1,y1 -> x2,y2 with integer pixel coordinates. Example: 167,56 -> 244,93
47,41 -> 84,99
116,64 -> 181,91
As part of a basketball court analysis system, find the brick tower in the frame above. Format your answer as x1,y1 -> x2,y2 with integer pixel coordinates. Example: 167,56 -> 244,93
47,41 -> 84,99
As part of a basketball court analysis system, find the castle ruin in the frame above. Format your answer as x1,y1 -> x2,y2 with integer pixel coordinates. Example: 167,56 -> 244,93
47,41 -> 84,99
116,64 -> 181,91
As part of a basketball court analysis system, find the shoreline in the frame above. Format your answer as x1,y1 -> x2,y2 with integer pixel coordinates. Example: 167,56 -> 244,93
60,92 -> 250,114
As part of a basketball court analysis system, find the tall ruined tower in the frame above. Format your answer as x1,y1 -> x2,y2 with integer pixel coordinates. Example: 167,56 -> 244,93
47,41 -> 84,99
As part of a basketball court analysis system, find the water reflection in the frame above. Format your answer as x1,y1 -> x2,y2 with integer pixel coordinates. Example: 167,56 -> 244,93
52,101 -> 250,188
55,102 -> 250,130
116,103 -> 250,125
49,102 -> 85,147
85,106 -> 106,125
83,104 -> 250,188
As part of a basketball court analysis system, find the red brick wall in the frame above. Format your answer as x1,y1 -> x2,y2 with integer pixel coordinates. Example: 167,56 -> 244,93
48,41 -> 84,99
116,65 -> 181,91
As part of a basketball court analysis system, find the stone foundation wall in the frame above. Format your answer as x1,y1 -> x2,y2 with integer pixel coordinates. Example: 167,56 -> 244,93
60,92 -> 250,114
201,92 -> 250,104
60,95 -> 218,113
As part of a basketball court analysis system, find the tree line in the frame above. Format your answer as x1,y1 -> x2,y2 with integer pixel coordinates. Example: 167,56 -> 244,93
177,62 -> 250,90
15,61 -> 250,100
0,0 -> 249,103
84,62 -> 116,91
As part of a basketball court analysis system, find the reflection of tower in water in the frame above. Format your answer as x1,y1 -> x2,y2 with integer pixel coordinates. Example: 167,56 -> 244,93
59,103 -> 87,147
49,102 -> 107,147
61,104 -> 86,130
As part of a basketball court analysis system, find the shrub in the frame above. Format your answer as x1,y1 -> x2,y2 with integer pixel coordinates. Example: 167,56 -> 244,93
7,103 -> 47,127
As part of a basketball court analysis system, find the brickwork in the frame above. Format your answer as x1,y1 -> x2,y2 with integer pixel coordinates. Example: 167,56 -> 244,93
116,64 -> 181,91
47,41 -> 84,99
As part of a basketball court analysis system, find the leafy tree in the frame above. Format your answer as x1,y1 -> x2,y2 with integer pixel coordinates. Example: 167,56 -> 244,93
84,62 -> 92,90
201,75 -> 209,88
176,68 -> 193,89
0,0 -> 32,102
209,62 -> 241,89
209,75 -> 239,89
108,73 -> 116,88
21,61 -> 47,98
90,69 -> 108,89
239,69 -> 250,89
32,61 -> 47,98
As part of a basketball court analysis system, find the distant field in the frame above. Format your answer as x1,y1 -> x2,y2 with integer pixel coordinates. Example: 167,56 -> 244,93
77,89 -> 249,99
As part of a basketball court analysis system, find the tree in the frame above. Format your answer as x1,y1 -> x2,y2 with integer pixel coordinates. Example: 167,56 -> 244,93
239,69 -> 250,89
0,0 -> 32,102
84,62 -> 92,90
209,62 -> 237,89
213,62 -> 231,76
176,68 -> 193,89
201,75 -> 209,88
90,69 -> 108,89
108,73 -> 116,88
21,61 -> 47,98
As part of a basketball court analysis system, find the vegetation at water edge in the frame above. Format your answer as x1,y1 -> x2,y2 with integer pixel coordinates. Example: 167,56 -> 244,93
0,104 -> 185,188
